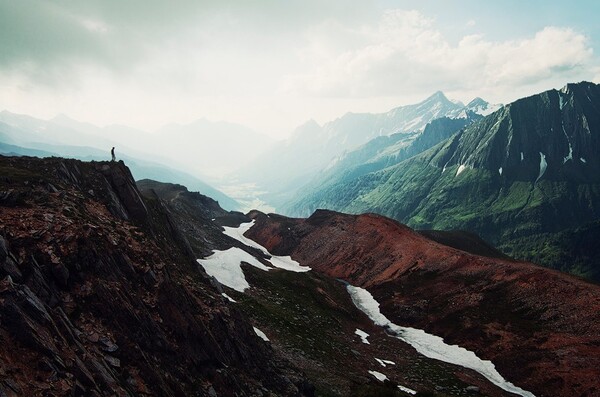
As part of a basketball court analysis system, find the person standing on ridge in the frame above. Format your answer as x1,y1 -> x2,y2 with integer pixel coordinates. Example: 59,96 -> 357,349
111,147 -> 116,161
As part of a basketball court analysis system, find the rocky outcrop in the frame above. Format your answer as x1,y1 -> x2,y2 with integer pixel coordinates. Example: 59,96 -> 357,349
0,156 -> 309,396
245,209 -> 600,397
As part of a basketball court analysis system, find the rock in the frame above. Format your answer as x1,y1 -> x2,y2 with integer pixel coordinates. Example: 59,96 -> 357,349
104,355 -> 121,368
465,385 -> 480,393
51,262 -> 70,288
208,385 -> 218,397
99,337 -> 118,353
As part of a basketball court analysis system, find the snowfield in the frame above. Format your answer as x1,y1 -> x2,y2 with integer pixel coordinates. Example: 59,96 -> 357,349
223,221 -> 311,272
197,247 -> 271,292
347,285 -> 536,397
197,220 -> 310,292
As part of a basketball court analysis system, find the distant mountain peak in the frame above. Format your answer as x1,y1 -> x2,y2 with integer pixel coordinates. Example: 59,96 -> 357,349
466,97 -> 487,107
425,90 -> 450,103
51,112 -> 73,122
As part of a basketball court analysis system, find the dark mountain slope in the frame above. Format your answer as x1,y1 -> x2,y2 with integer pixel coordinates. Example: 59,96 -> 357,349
303,82 -> 600,280
0,155 -> 307,396
244,209 -> 600,397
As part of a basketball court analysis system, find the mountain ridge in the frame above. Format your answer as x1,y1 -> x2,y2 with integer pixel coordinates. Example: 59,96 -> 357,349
288,81 -> 600,280
244,208 -> 600,397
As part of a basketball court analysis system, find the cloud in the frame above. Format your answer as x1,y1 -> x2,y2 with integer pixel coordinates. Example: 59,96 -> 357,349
283,10 -> 595,98
0,3 -> 597,137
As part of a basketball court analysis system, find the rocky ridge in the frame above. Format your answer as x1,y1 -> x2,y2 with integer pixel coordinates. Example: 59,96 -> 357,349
0,156 -> 308,396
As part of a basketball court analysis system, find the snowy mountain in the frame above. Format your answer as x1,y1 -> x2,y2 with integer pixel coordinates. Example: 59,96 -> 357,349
234,91 -> 497,210
286,81 -> 600,281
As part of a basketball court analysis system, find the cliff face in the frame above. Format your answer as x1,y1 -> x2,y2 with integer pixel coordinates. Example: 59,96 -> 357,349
244,209 -> 600,397
0,156 -> 307,397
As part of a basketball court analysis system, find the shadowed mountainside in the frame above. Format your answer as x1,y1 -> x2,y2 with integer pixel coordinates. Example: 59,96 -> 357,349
0,155 -> 309,396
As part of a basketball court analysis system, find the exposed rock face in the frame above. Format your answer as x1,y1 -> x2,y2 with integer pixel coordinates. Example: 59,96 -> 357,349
0,156 -> 308,396
245,209 -> 600,397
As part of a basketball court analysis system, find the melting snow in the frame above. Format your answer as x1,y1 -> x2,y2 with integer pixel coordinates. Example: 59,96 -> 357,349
475,103 -> 502,117
581,157 -> 587,163
355,329 -> 370,344
563,144 -> 573,164
375,358 -> 396,367
536,152 -> 547,183
253,326 -> 270,342
368,370 -> 388,382
456,164 -> 467,176
197,247 -> 271,292
347,285 -> 536,397
198,221 -> 311,292
398,385 -> 417,395
223,221 -> 311,272
222,293 -> 237,303
559,93 -> 565,110
561,121 -> 573,163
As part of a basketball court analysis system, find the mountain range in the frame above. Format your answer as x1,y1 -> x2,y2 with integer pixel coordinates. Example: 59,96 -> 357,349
234,92 -> 500,209
287,82 -> 600,281
2,155 -> 598,397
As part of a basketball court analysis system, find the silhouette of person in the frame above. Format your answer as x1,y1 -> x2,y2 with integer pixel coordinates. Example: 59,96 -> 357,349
111,147 -> 116,161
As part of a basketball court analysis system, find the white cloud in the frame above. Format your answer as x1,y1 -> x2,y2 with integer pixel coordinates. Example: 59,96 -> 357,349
0,4 -> 597,139
283,10 -> 594,100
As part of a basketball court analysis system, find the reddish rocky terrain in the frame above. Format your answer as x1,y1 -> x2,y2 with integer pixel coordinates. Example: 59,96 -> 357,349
0,156 -> 309,396
245,209 -> 600,397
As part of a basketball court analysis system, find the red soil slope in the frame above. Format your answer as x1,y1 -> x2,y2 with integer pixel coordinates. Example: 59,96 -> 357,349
246,209 -> 600,397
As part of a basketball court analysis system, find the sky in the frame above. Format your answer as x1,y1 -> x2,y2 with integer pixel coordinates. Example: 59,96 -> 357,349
1,0 -> 599,139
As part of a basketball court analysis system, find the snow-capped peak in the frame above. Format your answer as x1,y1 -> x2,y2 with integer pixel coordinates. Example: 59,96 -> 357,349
466,97 -> 502,117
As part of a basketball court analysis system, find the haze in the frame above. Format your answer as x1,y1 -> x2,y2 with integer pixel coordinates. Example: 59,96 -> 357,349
1,0 -> 599,140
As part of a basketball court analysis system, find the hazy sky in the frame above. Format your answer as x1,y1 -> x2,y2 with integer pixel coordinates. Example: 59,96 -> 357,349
1,0 -> 599,138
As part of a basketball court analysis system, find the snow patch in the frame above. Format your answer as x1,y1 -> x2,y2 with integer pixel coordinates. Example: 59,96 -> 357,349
222,293 -> 237,303
223,221 -> 311,272
561,120 -> 573,163
521,152 -> 524,162
398,385 -> 417,395
368,370 -> 388,382
347,285 -> 536,397
197,247 -> 271,292
375,358 -> 396,367
559,93 -> 565,110
456,164 -> 467,176
253,327 -> 270,342
563,143 -> 573,164
536,152 -> 547,183
474,103 -> 502,117
581,157 -> 587,163
355,329 -> 370,344
498,167 -> 503,176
